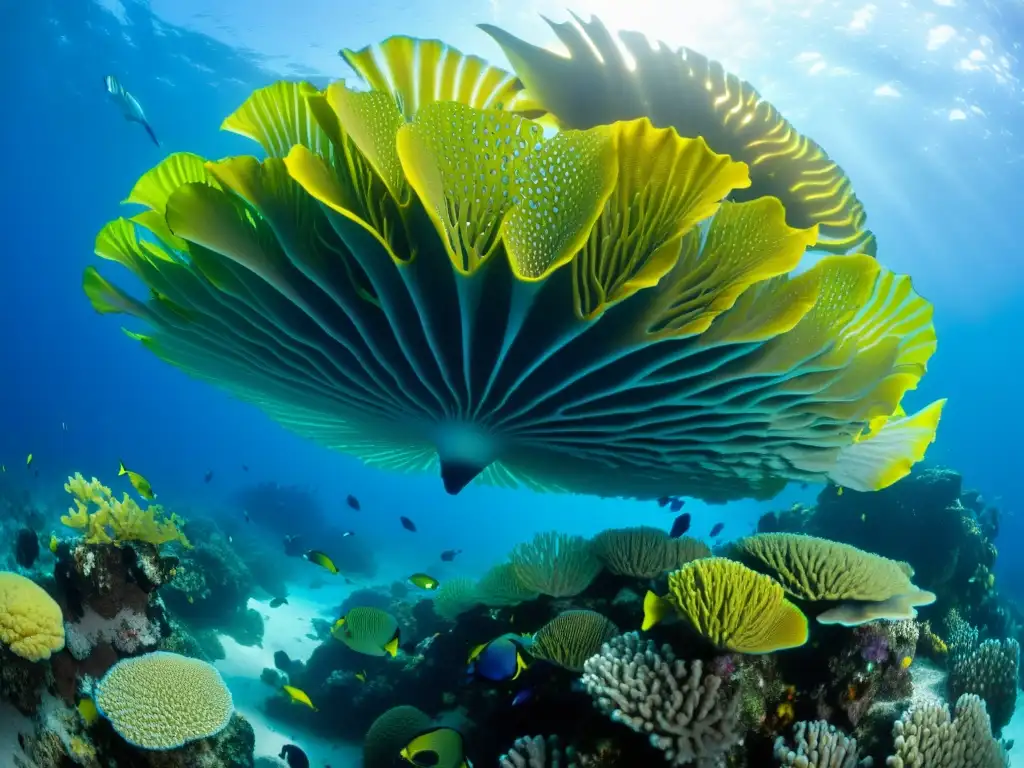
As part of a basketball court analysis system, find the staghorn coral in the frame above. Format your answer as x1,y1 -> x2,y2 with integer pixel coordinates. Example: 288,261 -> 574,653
885,693 -> 1007,767
62,473 -> 189,549
476,562 -> 541,607
773,720 -> 872,767
511,532 -> 602,598
529,610 -> 619,672
591,526 -> 706,579
86,29 -> 942,503
0,571 -> 65,661
95,651 -> 234,749
948,638 -> 1019,733
363,705 -> 433,768
665,558 -> 808,653
500,735 -> 577,768
432,577 -> 482,621
582,632 -> 742,766
731,534 -> 934,624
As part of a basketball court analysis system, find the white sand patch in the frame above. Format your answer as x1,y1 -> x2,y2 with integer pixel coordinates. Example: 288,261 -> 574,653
0,701 -> 33,765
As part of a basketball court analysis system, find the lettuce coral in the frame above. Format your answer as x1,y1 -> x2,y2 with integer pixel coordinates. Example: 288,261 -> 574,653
62,473 -> 190,548
0,571 -> 65,661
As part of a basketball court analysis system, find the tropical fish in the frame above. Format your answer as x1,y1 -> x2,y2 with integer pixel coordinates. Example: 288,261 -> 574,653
305,550 -> 339,574
279,744 -> 310,768
355,670 -> 367,682
118,461 -> 155,500
48,534 -> 58,554
408,573 -> 440,590
332,607 -> 401,657
346,494 -> 361,511
400,727 -> 471,768
204,469 -> 214,483
440,549 -> 462,562
77,698 -> 99,726
709,522 -> 725,538
282,685 -> 316,710
26,454 -> 33,468
269,597 -> 289,608
511,688 -> 533,706
187,595 -> 194,604
467,633 -> 530,682
104,75 -> 159,146
669,513 -> 691,538
642,590 -> 673,631
400,516 -> 417,532
837,486 -> 845,496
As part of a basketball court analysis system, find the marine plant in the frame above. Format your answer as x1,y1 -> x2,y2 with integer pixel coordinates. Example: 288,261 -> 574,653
84,30 -> 943,502
62,473 -> 190,549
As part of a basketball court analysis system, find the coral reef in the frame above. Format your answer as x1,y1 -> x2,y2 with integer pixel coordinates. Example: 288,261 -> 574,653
774,720 -> 872,767
500,735 -> 577,768
885,693 -> 1007,767
945,612 -> 1019,734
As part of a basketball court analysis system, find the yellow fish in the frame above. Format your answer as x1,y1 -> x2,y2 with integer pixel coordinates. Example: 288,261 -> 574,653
26,454 -> 32,468
837,486 -> 844,496
641,590 -> 673,631
900,655 -> 913,669
408,573 -> 440,590
48,535 -> 58,554
118,461 -> 156,500
355,671 -> 367,683
282,685 -> 317,711
401,727 -> 470,768
305,550 -> 339,574
77,698 -> 99,726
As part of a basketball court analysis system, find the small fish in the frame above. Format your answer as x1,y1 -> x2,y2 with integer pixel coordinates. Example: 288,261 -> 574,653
837,486 -> 844,496
400,727 -> 470,768
305,550 -> 339,574
511,688 -> 533,707
642,590 -> 673,631
118,461 -> 156,500
204,470 -> 214,483
440,549 -> 462,562
187,595 -> 195,604
860,513 -> 867,522
467,633 -> 530,682
1,465 -> 5,472
709,522 -> 724,537
656,496 -> 670,508
282,685 -> 317,711
62,422 -> 67,432
104,75 -> 159,145
669,513 -> 691,538
77,698 -> 99,726
242,464 -> 249,472
900,655 -> 913,669
279,744 -> 310,768
48,535 -> 58,554
341,531 -> 355,538
269,597 -> 289,608
400,516 -> 417,532
408,573 -> 440,590
669,498 -> 685,512
346,494 -> 361,511
332,607 -> 401,657
26,454 -> 33,468
355,670 -> 367,683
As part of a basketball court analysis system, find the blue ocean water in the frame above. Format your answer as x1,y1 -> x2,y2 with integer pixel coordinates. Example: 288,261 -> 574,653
2,1 -> 1023,762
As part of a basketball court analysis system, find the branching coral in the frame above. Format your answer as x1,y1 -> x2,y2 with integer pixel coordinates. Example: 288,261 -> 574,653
885,693 -> 1008,767
949,637 -> 1019,734
511,532 -> 602,597
582,632 -> 742,766
774,720 -> 872,767
62,473 -> 190,548
500,735 -> 577,768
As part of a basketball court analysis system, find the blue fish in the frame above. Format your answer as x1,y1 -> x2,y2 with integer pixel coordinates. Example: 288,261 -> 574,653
104,75 -> 159,146
467,633 -> 530,682
511,688 -> 533,706
710,522 -> 724,537
669,512 -> 691,538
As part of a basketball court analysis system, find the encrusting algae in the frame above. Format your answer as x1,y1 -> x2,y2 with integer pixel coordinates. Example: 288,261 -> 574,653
62,472 -> 190,548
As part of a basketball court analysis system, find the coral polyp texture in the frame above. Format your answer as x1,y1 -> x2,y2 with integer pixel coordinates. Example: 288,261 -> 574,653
885,693 -> 1008,767
592,526 -> 709,578
0,571 -> 65,661
528,609 -> 619,671
511,532 -> 602,597
774,720 -> 871,767
84,30 -> 944,502
95,651 -> 234,750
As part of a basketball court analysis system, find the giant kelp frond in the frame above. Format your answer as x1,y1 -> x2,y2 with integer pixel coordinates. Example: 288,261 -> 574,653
84,29 -> 943,503
480,13 -> 876,256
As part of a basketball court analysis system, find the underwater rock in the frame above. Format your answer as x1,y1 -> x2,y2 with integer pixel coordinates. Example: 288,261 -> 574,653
0,643 -> 47,715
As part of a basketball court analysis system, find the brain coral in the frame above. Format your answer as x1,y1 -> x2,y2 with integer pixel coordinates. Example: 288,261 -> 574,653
0,571 -> 65,661
666,558 -> 808,654
95,651 -> 234,749
732,533 -> 936,622
84,25 -> 943,504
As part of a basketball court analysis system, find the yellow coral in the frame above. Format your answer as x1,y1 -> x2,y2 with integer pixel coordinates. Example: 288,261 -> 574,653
62,473 -> 190,548
0,571 -> 66,661
665,558 -> 808,654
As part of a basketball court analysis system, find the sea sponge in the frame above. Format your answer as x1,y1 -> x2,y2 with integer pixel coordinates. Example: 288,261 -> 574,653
774,720 -> 871,767
592,526 -> 708,579
0,571 -> 65,661
433,577 -> 482,621
885,693 -> 1008,767
476,563 -> 540,607
732,533 -> 934,624
582,632 -> 742,765
62,472 -> 190,548
511,532 -> 602,597
363,705 -> 433,768
529,610 -> 619,672
95,651 -> 234,749
666,558 -> 808,654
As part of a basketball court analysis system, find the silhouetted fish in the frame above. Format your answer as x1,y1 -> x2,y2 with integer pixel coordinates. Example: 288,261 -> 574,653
346,494 -> 361,511
710,522 -> 725,537
441,549 -> 462,562
204,470 -> 214,483
104,74 -> 159,146
669,498 -> 685,512
400,516 -> 417,532
280,745 -> 310,768
669,513 -> 691,538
